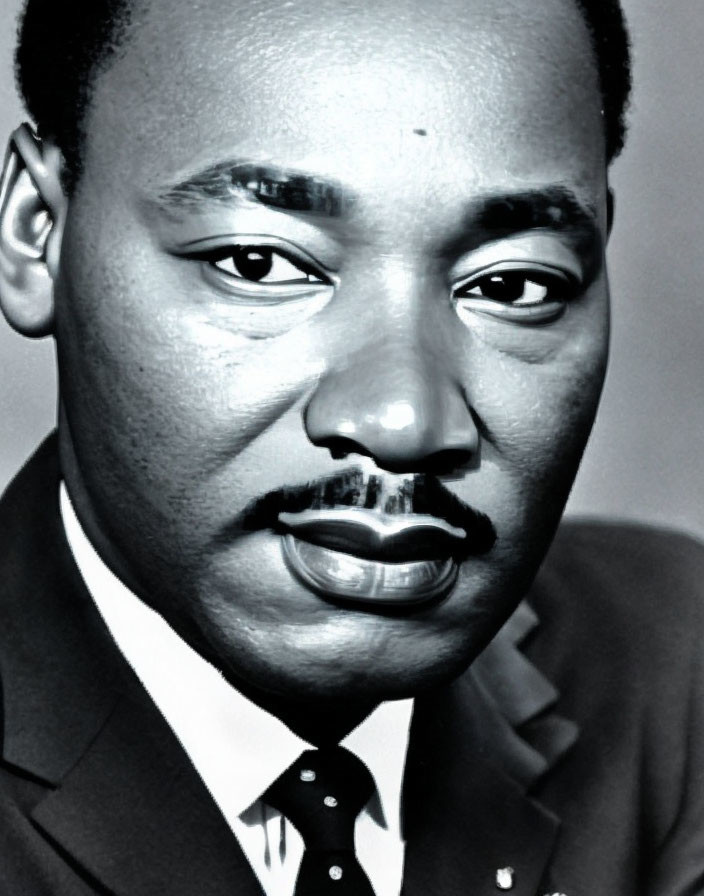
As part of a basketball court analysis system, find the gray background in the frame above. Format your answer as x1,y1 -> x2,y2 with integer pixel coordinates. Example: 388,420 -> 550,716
2,0 -> 703,538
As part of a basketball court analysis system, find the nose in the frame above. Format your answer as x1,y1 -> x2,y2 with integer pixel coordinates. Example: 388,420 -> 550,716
304,340 -> 478,474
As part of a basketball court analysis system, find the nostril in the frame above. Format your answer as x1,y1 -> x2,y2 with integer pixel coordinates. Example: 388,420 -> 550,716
313,436 -> 369,461
416,448 -> 477,476
311,438 -> 476,477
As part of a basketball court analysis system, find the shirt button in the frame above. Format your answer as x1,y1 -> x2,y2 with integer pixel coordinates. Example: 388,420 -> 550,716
329,865 -> 343,881
299,769 -> 316,782
324,795 -> 338,807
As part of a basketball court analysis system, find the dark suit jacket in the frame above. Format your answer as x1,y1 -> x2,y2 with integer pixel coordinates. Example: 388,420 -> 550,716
2,436 -> 704,896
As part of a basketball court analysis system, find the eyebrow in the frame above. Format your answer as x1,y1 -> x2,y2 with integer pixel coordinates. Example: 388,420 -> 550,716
155,165 -> 601,257
470,186 -> 602,257
155,161 -> 351,218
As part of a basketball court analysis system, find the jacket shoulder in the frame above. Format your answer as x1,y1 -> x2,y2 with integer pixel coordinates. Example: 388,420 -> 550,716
525,518 -> 704,754
531,518 -> 704,651
525,526 -> 704,890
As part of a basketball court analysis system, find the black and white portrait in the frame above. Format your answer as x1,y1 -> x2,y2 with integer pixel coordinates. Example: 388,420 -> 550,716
1,2 -> 703,894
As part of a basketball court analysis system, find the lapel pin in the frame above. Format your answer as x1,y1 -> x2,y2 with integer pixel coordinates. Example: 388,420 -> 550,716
496,867 -> 515,890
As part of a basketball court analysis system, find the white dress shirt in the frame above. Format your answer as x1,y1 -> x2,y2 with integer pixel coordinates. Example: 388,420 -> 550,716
60,484 -> 413,896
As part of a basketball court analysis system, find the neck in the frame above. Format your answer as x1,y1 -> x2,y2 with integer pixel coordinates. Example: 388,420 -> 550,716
221,671 -> 379,746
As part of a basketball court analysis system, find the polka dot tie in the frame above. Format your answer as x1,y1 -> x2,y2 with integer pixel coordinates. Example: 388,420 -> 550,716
265,746 -> 377,896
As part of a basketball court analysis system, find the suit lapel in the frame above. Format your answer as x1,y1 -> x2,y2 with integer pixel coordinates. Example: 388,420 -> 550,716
0,436 -> 263,896
401,670 -> 561,896
0,436 -> 124,784
30,697 -> 263,896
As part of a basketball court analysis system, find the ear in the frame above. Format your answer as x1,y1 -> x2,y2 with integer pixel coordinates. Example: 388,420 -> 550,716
0,123 -> 67,337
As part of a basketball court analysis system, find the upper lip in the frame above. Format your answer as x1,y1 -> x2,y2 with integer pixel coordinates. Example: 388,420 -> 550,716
235,467 -> 497,559
277,508 -> 468,562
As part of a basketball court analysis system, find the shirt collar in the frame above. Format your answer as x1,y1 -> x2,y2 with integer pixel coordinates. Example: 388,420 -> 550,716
59,483 -> 413,835
342,694 -> 413,834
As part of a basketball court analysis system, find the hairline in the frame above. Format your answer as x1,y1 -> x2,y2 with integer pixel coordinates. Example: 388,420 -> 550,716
16,0 -> 629,190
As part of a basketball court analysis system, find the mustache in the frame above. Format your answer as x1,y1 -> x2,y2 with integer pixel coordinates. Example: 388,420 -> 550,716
235,467 -> 497,556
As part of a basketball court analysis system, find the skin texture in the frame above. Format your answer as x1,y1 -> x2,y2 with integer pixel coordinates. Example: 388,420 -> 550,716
39,0 -> 609,728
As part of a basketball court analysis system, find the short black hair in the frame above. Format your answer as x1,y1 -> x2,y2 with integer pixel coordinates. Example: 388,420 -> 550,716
15,0 -> 133,190
15,0 -> 631,191
574,0 -> 632,160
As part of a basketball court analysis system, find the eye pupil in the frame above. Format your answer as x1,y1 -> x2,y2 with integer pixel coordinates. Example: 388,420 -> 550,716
481,272 -> 525,302
233,246 -> 273,281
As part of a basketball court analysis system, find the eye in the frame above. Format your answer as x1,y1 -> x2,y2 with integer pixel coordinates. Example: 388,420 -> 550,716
454,265 -> 576,325
210,245 -> 325,285
460,271 -> 552,304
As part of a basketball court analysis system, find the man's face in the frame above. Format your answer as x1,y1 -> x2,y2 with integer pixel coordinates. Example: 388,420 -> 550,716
55,0 -> 609,702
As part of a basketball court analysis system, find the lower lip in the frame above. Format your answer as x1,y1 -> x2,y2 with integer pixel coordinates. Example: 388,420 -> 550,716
281,534 -> 458,608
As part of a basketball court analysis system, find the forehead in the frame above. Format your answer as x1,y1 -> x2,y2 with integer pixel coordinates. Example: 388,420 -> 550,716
82,0 -> 604,204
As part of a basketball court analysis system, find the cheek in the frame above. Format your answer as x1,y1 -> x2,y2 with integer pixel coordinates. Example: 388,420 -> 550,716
53,208 -> 332,528
54,254 -> 193,467
485,350 -> 606,469
462,307 -> 608,536
472,285 -> 608,454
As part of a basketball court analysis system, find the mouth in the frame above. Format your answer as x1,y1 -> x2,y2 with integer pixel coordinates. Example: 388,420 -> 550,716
278,508 -> 467,609
238,467 -> 496,611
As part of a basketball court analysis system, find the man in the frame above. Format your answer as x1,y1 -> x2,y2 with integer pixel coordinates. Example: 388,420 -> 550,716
1,0 -> 703,893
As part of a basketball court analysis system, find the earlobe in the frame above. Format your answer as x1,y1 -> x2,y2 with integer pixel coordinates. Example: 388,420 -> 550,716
0,123 -> 67,337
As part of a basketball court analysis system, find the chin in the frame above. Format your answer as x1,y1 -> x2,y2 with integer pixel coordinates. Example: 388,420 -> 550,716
225,643 -> 477,705
192,569 -> 515,706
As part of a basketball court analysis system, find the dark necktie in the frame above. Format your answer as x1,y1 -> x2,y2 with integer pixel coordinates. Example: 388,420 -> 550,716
265,746 -> 377,896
